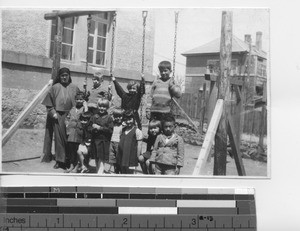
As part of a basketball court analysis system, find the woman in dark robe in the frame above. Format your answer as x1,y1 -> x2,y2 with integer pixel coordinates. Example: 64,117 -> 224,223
42,67 -> 80,169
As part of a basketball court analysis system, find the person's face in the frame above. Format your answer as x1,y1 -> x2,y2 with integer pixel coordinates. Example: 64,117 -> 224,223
114,115 -> 123,124
149,126 -> 160,136
93,78 -> 101,88
81,119 -> 89,126
146,109 -> 151,120
60,72 -> 70,84
98,105 -> 108,114
75,97 -> 84,107
163,121 -> 175,136
125,117 -> 134,127
129,84 -> 138,95
160,68 -> 171,81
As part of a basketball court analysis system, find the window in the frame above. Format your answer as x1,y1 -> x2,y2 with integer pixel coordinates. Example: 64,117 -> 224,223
207,59 -> 238,75
87,13 -> 109,66
50,17 -> 75,60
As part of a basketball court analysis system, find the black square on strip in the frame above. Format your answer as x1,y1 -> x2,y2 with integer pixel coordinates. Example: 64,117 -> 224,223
77,193 -> 102,198
102,194 -> 129,199
155,194 -> 182,199
182,194 -> 208,200
49,193 -> 76,198
26,193 -> 49,198
130,194 -> 156,199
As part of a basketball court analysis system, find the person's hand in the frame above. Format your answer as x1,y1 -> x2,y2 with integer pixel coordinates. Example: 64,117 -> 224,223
92,124 -> 101,130
53,113 -> 58,120
111,75 -> 116,82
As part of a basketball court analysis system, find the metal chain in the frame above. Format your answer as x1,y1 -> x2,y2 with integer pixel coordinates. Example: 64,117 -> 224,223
110,12 -> 117,78
172,11 -> 179,78
141,11 -> 148,75
84,15 -> 92,93
140,11 -> 148,125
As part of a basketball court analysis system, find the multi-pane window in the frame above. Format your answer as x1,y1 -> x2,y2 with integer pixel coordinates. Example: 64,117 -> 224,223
87,13 -> 109,66
50,17 -> 75,60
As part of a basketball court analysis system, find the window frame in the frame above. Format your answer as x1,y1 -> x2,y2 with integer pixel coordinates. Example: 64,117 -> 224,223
87,13 -> 110,67
50,17 -> 76,61
207,59 -> 238,75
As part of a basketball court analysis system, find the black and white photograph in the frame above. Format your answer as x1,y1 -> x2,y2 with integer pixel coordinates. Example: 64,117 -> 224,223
1,8 -> 270,177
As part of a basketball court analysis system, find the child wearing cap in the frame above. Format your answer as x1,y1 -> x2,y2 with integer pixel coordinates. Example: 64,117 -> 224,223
117,110 -> 143,174
149,61 -> 182,121
89,98 -> 114,174
110,74 -> 145,129
88,72 -> 112,114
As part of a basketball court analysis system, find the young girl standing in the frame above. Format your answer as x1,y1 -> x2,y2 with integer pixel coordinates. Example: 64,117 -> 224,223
89,98 -> 114,174
117,110 -> 143,174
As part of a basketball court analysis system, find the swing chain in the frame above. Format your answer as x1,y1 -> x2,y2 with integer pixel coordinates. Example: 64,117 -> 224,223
141,11 -> 148,76
83,14 -> 92,101
172,11 -> 179,78
110,12 -> 117,78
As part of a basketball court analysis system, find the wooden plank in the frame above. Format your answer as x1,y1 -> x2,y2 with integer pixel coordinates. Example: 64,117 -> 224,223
227,115 -> 246,176
44,10 -> 116,20
193,99 -> 224,175
258,105 -> 266,147
2,80 -> 53,147
214,11 -> 232,175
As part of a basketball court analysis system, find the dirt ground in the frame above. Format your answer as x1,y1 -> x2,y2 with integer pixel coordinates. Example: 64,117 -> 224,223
1,128 -> 268,177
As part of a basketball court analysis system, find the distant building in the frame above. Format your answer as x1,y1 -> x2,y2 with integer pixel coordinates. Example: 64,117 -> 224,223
182,32 -> 267,100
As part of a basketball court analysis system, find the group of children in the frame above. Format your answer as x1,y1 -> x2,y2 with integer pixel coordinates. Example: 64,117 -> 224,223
64,60 -> 184,175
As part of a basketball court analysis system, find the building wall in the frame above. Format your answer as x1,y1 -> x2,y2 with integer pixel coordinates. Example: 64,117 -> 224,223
1,9 -> 155,129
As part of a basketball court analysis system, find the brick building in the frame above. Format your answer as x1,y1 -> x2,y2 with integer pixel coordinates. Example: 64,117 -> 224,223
1,9 -> 156,128
182,32 -> 267,99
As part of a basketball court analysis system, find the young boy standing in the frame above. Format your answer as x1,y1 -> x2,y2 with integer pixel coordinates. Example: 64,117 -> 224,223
65,91 -> 86,173
149,115 -> 184,175
149,61 -> 181,121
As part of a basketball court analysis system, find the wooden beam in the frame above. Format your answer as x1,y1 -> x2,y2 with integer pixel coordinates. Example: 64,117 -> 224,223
51,16 -> 63,80
214,11 -> 232,175
44,10 -> 116,20
193,99 -> 224,175
2,80 -> 53,147
172,98 -> 199,131
227,115 -> 246,176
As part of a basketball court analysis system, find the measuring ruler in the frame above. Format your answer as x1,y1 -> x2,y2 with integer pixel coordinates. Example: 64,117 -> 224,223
0,187 -> 256,230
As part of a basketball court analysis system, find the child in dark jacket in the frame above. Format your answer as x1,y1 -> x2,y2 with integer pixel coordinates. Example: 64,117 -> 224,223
111,75 -> 145,129
149,115 -> 184,175
89,98 -> 114,174
76,111 -> 93,173
117,110 -> 143,174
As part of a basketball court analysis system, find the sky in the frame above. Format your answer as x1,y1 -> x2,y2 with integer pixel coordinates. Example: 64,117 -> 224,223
152,8 -> 270,78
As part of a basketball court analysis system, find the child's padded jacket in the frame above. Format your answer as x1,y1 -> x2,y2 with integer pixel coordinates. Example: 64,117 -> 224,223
149,133 -> 184,167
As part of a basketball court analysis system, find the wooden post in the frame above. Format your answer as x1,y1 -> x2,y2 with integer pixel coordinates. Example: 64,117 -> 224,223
214,11 -> 232,175
258,82 -> 267,149
51,16 -> 63,80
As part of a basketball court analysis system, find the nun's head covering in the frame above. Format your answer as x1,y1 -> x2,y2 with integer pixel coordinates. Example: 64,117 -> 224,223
54,67 -> 72,84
